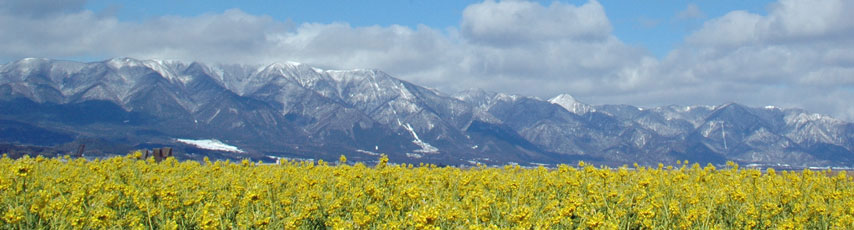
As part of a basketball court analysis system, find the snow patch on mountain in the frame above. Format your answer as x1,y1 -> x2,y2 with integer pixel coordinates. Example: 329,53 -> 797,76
549,94 -> 594,114
495,93 -> 520,102
9,58 -> 47,74
143,59 -> 191,84
356,149 -> 381,156
786,112 -> 841,126
402,123 -> 439,154
107,58 -> 143,69
176,138 -> 244,153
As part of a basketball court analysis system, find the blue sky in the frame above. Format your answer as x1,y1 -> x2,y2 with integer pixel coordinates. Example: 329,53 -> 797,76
84,0 -> 774,58
1,0 -> 853,120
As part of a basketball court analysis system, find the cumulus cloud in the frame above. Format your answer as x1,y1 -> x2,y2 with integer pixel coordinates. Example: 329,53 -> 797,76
656,0 -> 854,120
1,0 -> 853,120
460,0 -> 611,46
113,9 -> 292,63
273,23 -> 457,80
452,0 -> 649,97
0,8 -> 291,64
688,0 -> 854,46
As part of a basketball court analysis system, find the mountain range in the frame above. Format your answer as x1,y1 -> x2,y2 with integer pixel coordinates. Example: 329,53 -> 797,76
1,57 -> 852,167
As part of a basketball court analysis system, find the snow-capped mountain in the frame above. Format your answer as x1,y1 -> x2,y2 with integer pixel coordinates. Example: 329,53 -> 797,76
1,58 -> 852,167
549,94 -> 595,115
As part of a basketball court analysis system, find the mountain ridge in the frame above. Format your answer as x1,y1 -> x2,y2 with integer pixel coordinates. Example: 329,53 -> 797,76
1,58 -> 852,167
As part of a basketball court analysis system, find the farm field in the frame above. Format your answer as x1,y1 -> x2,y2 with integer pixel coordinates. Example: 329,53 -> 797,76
2,153 -> 853,229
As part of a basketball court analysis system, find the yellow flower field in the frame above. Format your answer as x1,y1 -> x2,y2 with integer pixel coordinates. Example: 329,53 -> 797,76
1,153 -> 852,229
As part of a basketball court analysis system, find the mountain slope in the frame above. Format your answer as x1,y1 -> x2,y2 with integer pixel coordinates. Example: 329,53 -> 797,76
1,58 -> 852,167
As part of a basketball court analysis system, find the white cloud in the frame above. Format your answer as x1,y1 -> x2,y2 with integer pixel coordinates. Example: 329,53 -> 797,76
450,0 -> 649,97
688,0 -> 854,46
765,0 -> 854,39
657,0 -> 854,120
113,9 -> 292,64
0,8 -> 291,64
676,4 -> 705,20
460,0 -> 611,46
272,23 -> 457,79
687,11 -> 763,46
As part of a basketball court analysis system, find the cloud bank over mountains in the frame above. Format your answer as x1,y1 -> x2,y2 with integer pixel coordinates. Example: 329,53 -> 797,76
1,0 -> 852,120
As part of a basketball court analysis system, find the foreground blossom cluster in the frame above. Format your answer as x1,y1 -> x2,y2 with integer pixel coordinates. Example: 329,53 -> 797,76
1,153 -> 853,229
